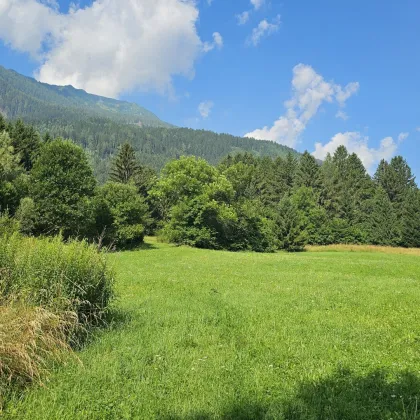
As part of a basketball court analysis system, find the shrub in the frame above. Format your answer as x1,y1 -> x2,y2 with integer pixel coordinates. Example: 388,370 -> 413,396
0,234 -> 115,324
0,212 -> 20,236
15,197 -> 37,236
93,182 -> 149,248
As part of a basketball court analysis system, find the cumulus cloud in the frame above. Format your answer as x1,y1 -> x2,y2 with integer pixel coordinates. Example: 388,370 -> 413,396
0,0 -> 62,57
203,32 -> 223,52
198,101 -> 214,118
247,15 -> 281,46
245,64 -> 359,147
313,132 -> 398,172
0,0 -> 222,98
236,11 -> 250,25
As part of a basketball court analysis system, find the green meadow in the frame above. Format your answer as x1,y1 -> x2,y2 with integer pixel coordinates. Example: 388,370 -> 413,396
4,239 -> 420,419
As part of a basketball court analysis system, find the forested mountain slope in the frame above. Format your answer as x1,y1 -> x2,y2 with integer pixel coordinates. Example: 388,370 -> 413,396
0,66 -> 299,181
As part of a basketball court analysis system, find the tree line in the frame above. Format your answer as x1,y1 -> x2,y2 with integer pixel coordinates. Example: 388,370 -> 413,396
1,114 -> 419,251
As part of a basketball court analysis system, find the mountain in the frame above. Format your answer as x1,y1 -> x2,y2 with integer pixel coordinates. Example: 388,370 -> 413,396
0,65 -> 171,127
0,66 -> 299,182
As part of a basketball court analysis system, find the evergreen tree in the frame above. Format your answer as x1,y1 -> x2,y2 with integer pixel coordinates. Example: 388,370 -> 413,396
0,131 -> 24,213
400,189 -> 420,248
9,119 -> 41,171
295,151 -> 320,190
277,194 -> 308,252
0,113 -> 6,132
110,143 -> 141,184
374,156 -> 416,209
362,187 -> 400,246
283,152 -> 298,189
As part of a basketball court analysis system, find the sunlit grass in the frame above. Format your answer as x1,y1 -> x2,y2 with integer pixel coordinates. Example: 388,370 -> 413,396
307,243 -> 420,256
4,239 -> 420,419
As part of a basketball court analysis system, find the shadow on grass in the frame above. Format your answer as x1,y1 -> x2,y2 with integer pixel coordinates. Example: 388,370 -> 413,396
165,368 -> 420,419
163,401 -> 268,420
284,368 -> 420,420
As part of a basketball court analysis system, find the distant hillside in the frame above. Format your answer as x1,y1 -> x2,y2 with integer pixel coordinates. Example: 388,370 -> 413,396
0,66 -> 300,182
0,65 -> 171,127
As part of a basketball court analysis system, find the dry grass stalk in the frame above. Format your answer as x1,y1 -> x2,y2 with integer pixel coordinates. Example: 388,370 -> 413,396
306,244 -> 420,256
0,303 -> 79,409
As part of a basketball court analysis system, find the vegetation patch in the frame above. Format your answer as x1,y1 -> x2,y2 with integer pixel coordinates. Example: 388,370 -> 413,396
3,240 -> 420,419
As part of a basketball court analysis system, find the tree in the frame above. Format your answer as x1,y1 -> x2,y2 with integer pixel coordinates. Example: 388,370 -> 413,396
295,151 -> 321,190
374,156 -> 416,211
362,187 -> 400,246
150,156 -> 227,220
0,113 -> 6,132
0,131 -> 24,213
152,157 -> 238,249
277,194 -> 308,252
15,197 -> 37,236
9,119 -> 41,171
400,189 -> 420,248
283,152 -> 298,189
94,182 -> 149,248
134,165 -> 157,198
30,139 -> 96,238
109,143 -> 141,184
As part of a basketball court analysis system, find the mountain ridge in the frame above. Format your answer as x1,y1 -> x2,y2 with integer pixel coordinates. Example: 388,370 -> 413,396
0,66 -> 300,182
0,65 -> 172,127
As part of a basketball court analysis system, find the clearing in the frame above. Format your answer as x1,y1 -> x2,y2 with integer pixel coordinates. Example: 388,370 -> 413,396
4,239 -> 420,419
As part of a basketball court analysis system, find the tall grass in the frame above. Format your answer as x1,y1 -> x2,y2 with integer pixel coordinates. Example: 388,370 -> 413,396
0,233 -> 115,323
0,303 -> 77,409
0,233 -> 115,410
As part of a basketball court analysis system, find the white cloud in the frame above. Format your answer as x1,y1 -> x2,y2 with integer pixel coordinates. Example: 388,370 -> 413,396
398,132 -> 409,142
313,132 -> 398,172
0,0 -> 62,57
245,64 -> 359,147
336,110 -> 349,121
236,11 -> 250,25
198,101 -> 214,118
0,0 -> 223,98
250,0 -> 264,10
247,15 -> 281,46
202,32 -> 223,52
335,82 -> 360,107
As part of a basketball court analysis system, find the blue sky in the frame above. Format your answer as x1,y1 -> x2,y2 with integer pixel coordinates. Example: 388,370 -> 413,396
0,0 -> 419,177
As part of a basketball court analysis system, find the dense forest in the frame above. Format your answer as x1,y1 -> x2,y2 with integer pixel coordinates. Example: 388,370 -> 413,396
1,115 -> 419,252
0,66 -> 298,182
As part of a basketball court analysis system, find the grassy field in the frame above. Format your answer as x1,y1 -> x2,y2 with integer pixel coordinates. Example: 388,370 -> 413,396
3,239 -> 420,419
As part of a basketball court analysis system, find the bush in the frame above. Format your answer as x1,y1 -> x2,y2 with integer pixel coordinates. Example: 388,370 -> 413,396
0,212 -> 20,236
93,182 -> 149,248
0,234 -> 115,324
15,197 -> 36,236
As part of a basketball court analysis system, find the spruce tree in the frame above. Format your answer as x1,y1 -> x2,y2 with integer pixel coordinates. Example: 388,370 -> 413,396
400,189 -> 420,248
9,119 -> 41,171
110,143 -> 140,184
362,187 -> 400,246
283,152 -> 298,189
295,151 -> 320,190
0,113 -> 6,132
